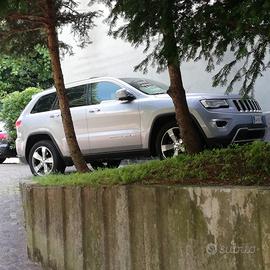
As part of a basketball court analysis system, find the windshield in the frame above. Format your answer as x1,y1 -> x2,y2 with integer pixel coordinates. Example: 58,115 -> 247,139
122,78 -> 168,95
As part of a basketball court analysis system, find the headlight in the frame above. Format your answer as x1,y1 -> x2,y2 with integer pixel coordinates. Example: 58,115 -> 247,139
200,99 -> 229,109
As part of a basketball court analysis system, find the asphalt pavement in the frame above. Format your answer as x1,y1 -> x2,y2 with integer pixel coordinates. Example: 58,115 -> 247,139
0,159 -> 41,270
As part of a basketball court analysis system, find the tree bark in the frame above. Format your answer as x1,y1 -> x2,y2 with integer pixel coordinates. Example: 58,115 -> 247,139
44,0 -> 89,172
167,63 -> 204,154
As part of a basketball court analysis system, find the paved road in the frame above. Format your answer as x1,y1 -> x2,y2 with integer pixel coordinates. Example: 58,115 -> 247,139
0,159 -> 42,270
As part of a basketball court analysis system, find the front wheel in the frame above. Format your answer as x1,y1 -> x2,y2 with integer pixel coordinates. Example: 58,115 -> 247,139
155,122 -> 185,159
29,140 -> 66,176
90,160 -> 121,170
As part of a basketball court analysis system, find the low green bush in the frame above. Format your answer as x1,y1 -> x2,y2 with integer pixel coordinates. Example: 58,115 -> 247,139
37,141 -> 270,186
0,87 -> 42,142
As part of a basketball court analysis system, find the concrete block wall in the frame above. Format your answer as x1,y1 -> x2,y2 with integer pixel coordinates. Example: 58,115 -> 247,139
21,184 -> 270,270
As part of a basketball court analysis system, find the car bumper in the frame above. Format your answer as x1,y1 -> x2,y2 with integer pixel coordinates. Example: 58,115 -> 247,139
193,109 -> 266,139
15,137 -> 26,160
0,142 -> 17,158
205,123 -> 266,147
18,156 -> 28,164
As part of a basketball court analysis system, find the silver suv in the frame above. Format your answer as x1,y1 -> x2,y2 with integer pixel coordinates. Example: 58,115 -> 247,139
16,77 -> 266,176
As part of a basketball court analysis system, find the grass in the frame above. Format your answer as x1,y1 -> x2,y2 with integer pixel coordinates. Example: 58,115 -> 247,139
36,141 -> 270,187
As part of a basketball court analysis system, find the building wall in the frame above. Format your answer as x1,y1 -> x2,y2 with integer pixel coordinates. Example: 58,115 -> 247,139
60,2 -> 270,111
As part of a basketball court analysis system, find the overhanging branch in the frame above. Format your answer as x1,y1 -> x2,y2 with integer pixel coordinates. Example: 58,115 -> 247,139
7,13 -> 49,26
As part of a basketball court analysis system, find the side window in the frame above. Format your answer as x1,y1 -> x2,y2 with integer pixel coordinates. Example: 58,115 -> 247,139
54,85 -> 87,109
67,85 -> 87,107
90,82 -> 121,105
31,93 -> 56,114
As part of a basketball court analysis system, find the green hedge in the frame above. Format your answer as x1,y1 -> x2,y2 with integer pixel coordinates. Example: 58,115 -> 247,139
0,87 -> 42,142
37,141 -> 270,187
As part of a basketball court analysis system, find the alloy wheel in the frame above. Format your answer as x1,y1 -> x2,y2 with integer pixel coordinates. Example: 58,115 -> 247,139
160,127 -> 185,158
31,146 -> 54,176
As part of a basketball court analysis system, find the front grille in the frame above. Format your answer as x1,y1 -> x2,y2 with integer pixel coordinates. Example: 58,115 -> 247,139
233,99 -> 261,112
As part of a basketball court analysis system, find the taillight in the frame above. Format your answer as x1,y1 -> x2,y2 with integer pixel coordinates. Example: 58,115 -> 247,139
0,133 -> 7,140
16,120 -> 22,128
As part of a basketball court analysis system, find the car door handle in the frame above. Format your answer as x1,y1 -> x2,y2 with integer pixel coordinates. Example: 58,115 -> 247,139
49,113 -> 60,118
89,108 -> 100,113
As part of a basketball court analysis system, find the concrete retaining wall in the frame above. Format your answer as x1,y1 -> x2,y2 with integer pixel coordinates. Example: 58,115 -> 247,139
21,184 -> 270,270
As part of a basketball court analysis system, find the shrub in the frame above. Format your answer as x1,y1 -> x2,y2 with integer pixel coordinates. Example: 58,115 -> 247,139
0,87 -> 42,142
38,141 -> 270,187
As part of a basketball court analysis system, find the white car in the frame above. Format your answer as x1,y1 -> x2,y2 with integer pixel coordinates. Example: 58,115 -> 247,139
16,77 -> 266,175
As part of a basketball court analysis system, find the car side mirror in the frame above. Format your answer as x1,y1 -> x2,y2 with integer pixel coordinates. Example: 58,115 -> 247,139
116,89 -> 136,101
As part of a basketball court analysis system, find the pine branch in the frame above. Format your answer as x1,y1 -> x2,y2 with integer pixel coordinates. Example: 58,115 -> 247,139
7,13 -> 48,25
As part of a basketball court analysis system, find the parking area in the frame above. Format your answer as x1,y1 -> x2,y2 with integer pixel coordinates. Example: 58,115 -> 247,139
0,159 -> 41,270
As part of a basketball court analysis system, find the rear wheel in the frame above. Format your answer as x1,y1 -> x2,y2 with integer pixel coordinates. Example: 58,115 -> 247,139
0,158 -> 6,164
29,140 -> 66,176
90,160 -> 121,170
155,121 -> 185,159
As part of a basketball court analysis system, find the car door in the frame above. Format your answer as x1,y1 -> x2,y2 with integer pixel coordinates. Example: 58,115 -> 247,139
50,84 -> 90,155
87,81 -> 142,153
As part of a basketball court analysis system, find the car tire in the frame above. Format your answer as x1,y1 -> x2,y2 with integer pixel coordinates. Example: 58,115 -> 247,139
155,121 -> 184,159
90,160 -> 121,170
29,140 -> 66,176
0,158 -> 6,164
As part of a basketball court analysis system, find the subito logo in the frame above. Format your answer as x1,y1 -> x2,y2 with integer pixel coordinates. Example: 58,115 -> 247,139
206,243 -> 218,255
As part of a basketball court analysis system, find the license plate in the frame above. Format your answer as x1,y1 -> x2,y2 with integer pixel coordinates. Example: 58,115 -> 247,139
253,115 -> 263,124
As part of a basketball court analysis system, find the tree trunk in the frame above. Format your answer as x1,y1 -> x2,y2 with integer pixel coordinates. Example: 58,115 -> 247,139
45,0 -> 89,172
167,64 -> 204,154
162,4 -> 204,154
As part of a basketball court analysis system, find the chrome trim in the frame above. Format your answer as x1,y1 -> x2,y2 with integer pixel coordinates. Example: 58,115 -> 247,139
233,99 -> 262,113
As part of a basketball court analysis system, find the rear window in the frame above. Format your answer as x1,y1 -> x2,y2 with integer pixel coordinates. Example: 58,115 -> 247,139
31,93 -> 56,114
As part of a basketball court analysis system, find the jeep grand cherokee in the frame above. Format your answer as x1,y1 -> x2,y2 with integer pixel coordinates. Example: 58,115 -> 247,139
15,77 -> 266,176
